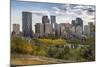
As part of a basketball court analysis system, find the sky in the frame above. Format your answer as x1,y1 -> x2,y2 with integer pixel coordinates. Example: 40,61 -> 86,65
11,0 -> 96,32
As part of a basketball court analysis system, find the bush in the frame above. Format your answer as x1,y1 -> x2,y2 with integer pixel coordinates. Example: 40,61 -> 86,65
11,37 -> 33,54
48,46 -> 70,59
31,46 -> 48,56
80,45 -> 95,61
35,38 -> 66,46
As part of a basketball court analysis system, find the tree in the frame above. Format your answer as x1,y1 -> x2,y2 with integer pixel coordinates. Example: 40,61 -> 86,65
11,37 -> 33,54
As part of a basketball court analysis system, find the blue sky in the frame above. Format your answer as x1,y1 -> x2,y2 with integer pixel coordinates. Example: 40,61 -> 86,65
11,0 -> 96,32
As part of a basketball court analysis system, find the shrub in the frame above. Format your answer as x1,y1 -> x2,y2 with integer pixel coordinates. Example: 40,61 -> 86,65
11,37 -> 33,54
35,38 -> 66,46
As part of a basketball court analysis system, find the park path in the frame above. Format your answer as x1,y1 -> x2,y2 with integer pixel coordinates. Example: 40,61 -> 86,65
11,54 -> 75,67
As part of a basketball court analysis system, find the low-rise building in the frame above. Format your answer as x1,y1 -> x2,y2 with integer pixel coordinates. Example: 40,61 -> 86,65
12,24 -> 20,35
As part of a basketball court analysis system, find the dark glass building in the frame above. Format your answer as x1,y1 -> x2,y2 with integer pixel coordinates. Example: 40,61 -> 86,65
76,17 -> 83,26
72,20 -> 76,26
42,16 -> 49,24
51,16 -> 56,24
22,12 -> 33,37
50,16 -> 56,29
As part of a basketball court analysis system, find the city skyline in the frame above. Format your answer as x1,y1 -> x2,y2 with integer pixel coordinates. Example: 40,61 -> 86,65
11,0 -> 95,32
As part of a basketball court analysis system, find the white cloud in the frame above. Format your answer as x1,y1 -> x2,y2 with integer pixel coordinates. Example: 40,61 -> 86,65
11,3 -> 95,31
31,4 -> 95,26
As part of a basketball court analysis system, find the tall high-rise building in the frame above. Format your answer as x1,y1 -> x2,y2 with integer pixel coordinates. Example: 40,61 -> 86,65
44,23 -> 52,36
76,17 -> 83,26
42,16 -> 49,24
55,24 -> 61,37
51,16 -> 56,24
50,16 -> 56,36
12,24 -> 20,35
59,23 -> 69,37
72,17 -> 83,34
42,15 -> 53,36
22,12 -> 33,37
35,23 -> 44,37
88,22 -> 95,37
72,20 -> 76,26
88,22 -> 94,32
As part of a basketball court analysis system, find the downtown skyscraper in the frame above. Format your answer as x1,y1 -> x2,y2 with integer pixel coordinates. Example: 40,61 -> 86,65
50,16 -> 56,28
22,12 -> 33,37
